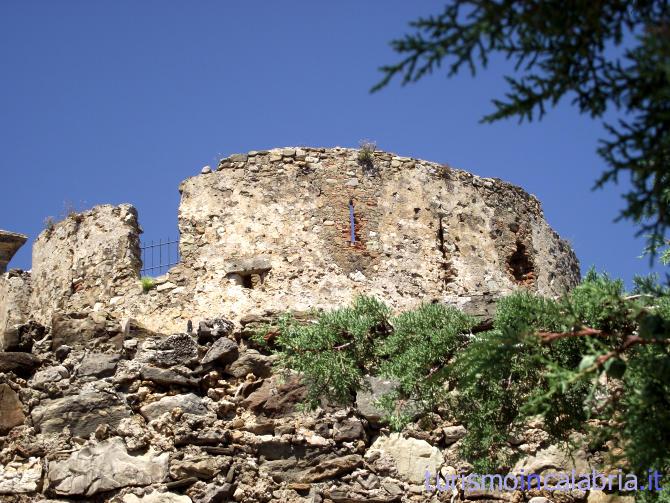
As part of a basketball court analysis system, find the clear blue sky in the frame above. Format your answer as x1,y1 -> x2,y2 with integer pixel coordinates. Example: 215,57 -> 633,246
0,1 -> 661,285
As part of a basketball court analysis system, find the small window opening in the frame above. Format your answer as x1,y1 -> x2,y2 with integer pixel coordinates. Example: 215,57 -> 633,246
227,268 -> 270,289
349,199 -> 356,245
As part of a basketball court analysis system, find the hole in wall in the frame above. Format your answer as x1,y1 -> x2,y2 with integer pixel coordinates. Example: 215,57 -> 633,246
437,218 -> 457,287
507,241 -> 534,284
227,268 -> 271,289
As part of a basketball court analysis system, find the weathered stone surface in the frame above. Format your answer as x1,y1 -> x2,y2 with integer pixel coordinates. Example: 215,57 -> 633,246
201,337 -> 239,366
0,230 -> 27,274
140,365 -> 198,387
513,443 -> 591,474
442,424 -> 467,444
1,320 -> 46,353
0,383 -> 25,434
77,352 -> 120,378
123,492 -> 193,503
0,456 -> 42,494
140,393 -> 209,421
30,365 -> 69,390
0,270 -> 31,350
188,480 -> 233,503
356,376 -> 396,425
47,437 -> 168,496
367,433 -> 443,484
226,349 -> 273,378
169,147 -> 579,334
50,311 -> 123,350
30,204 -> 141,325
3,148 -> 579,338
31,389 -> 131,437
0,352 -> 41,376
0,147 -> 591,503
197,317 -> 234,344
333,419 -> 365,442
242,375 -> 307,417
587,491 -> 635,503
261,454 -> 363,483
169,454 -> 229,480
137,333 -> 199,368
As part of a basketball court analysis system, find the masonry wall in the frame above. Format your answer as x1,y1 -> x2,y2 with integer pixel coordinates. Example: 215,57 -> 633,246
164,147 -> 579,330
0,270 -> 31,350
29,204 -> 142,325
2,147 -> 580,334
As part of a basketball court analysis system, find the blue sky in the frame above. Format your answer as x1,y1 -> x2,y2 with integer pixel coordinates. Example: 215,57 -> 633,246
0,1 -> 662,285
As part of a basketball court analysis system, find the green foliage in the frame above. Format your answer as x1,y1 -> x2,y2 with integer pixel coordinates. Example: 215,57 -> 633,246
268,273 -> 670,494
373,1 -> 670,257
140,276 -> 156,293
451,291 -> 590,471
271,296 -> 390,409
378,303 -> 475,425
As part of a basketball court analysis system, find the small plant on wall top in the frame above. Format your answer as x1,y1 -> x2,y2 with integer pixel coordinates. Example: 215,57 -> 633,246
43,216 -> 56,237
357,139 -> 376,167
140,276 -> 156,293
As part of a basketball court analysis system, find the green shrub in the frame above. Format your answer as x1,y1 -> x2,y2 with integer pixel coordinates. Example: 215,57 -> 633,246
357,139 -> 376,166
264,273 -> 670,489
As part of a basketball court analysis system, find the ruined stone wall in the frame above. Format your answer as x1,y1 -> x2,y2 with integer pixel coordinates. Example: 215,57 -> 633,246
160,147 -> 578,331
2,147 -> 580,334
0,271 -> 31,350
29,204 -> 142,325
0,147 -> 593,503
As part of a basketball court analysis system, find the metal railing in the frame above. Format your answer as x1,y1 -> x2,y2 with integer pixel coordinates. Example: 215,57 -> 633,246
140,238 -> 179,276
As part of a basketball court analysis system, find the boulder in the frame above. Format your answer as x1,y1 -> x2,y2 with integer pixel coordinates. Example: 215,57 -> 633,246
442,425 -> 467,444
226,350 -> 274,378
0,383 -> 25,434
140,365 -> 198,388
0,352 -> 41,376
123,493 -> 193,503
333,419 -> 365,442
242,375 -> 307,417
367,433 -> 443,484
355,376 -> 396,425
140,393 -> 209,422
31,389 -> 131,438
47,437 -> 168,496
0,456 -> 42,494
197,318 -> 234,344
137,334 -> 199,368
512,443 -> 591,474
51,311 -> 123,350
30,365 -> 69,390
1,321 -> 46,352
201,337 -> 239,366
77,352 -> 120,378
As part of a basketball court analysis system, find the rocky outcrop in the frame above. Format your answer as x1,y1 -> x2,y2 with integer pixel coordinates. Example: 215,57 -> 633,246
47,437 -> 169,496
0,309 -> 620,503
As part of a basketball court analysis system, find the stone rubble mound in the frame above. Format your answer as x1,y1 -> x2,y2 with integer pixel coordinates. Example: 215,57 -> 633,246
0,311 -> 610,503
